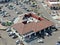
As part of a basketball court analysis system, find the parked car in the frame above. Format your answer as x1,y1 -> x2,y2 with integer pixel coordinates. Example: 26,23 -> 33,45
37,39 -> 44,43
16,40 -> 24,45
9,33 -> 15,36
0,10 -> 2,14
16,11 -> 20,14
6,28 -> 11,32
56,41 -> 60,45
16,40 -> 20,45
31,4 -> 37,7
8,5 -> 15,10
19,2 -> 22,5
11,34 -> 18,39
26,9 -> 30,12
5,4 -> 8,7
8,31 -> 13,36
45,33 -> 49,36
22,7 -> 27,10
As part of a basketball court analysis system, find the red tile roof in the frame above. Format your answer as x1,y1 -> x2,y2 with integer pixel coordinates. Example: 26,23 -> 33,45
12,20 -> 54,35
12,13 -> 54,35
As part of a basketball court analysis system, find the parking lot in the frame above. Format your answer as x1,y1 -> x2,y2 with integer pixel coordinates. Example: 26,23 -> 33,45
0,30 -> 19,45
0,0 -> 41,21
27,29 -> 60,45
0,3 -> 25,21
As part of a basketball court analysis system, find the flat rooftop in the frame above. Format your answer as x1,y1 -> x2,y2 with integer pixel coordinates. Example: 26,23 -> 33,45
48,2 -> 60,4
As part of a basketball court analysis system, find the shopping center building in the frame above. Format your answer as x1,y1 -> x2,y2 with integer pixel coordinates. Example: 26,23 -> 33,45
11,12 -> 57,43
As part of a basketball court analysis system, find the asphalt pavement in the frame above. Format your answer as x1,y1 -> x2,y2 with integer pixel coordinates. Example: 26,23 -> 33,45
28,30 -> 60,45
0,30 -> 19,45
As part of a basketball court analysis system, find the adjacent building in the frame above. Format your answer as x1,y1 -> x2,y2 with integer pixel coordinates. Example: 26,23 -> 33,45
45,0 -> 60,10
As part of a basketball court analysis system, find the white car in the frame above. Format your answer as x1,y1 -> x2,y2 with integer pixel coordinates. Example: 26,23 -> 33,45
37,39 -> 44,43
8,31 -> 13,36
56,41 -> 60,45
16,11 -> 20,14
45,33 -> 49,36
16,40 -> 20,45
6,28 -> 11,32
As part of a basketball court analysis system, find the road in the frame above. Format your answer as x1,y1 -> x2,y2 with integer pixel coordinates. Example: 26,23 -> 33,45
35,0 -> 60,29
37,1 -> 57,24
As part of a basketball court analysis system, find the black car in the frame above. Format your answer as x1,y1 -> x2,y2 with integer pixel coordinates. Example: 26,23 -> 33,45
9,33 -> 15,36
56,41 -> 60,45
12,34 -> 18,39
